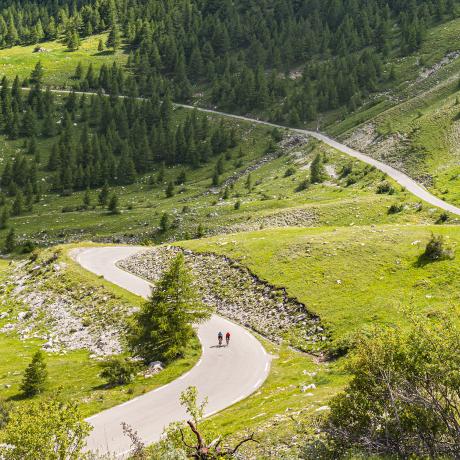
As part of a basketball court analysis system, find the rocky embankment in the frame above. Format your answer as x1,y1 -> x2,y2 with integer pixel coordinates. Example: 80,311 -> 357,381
0,250 -> 135,356
119,246 -> 327,352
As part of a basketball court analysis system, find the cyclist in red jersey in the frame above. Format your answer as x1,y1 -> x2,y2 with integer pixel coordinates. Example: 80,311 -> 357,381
225,331 -> 231,346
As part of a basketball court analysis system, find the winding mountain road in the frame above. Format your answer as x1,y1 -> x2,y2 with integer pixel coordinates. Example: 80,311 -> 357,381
41,87 -> 460,216
177,104 -> 460,217
73,246 -> 270,457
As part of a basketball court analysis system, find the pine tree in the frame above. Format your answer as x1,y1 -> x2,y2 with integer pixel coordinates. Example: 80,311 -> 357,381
106,24 -> 121,51
159,212 -> 169,232
157,163 -> 165,183
30,61 -> 44,85
66,30 -> 81,51
310,153 -> 326,183
0,207 -> 9,229
98,183 -> 109,206
212,169 -> 220,187
12,190 -> 24,216
98,39 -> 104,52
4,227 -> 15,253
108,193 -> 120,214
165,181 -> 175,198
74,62 -> 83,80
83,189 -> 91,209
20,351 -> 48,397
128,253 -> 211,362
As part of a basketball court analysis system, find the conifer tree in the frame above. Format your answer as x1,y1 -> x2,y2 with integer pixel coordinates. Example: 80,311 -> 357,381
159,212 -> 169,232
83,189 -> 91,209
310,153 -> 326,183
12,190 -> 24,216
98,183 -> 110,207
20,351 -> 48,397
30,61 -> 44,85
106,24 -> 121,51
165,181 -> 175,198
0,207 -> 9,230
4,227 -> 15,253
108,193 -> 120,214
128,253 -> 211,363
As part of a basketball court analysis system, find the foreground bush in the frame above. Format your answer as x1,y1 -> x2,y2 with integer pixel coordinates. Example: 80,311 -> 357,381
0,396 -> 91,460
307,314 -> 460,458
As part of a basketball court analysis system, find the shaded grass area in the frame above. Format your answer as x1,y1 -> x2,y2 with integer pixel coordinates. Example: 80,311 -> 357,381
0,244 -> 201,417
180,225 -> 460,352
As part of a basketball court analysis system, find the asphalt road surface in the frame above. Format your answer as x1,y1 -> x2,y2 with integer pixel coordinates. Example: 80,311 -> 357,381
72,246 -> 271,457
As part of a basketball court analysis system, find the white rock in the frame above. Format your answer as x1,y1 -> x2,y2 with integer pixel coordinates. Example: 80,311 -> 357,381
315,405 -> 330,412
301,383 -> 316,392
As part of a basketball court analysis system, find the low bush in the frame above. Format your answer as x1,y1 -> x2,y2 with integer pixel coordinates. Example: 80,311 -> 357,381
99,357 -> 138,386
422,234 -> 454,262
295,179 -> 310,192
388,203 -> 404,214
376,181 -> 395,195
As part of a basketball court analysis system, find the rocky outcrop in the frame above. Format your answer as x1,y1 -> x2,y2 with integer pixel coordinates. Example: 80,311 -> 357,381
209,207 -> 319,236
119,246 -> 326,352
0,252 -> 135,356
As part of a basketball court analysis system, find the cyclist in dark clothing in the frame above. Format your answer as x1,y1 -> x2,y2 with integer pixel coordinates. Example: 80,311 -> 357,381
218,331 -> 223,346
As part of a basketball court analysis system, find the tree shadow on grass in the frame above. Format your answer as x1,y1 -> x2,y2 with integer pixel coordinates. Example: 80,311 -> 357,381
8,392 -> 30,402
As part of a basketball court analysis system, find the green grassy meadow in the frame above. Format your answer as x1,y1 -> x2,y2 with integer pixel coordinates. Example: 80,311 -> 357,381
0,33 -> 127,87
180,224 -> 460,352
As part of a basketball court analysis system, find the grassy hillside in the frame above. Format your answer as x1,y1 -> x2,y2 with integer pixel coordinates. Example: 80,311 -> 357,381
4,122 -> 447,249
0,244 -> 200,417
180,224 -> 460,353
0,34 -> 126,87
323,16 -> 460,208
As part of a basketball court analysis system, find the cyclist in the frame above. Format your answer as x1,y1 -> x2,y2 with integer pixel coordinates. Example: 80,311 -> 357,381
225,331 -> 231,346
218,331 -> 223,346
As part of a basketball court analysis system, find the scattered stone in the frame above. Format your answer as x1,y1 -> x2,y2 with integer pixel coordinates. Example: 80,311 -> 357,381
119,247 -> 326,351
315,405 -> 330,412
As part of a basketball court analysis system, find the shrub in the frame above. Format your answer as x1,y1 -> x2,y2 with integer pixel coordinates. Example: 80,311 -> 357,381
296,179 -> 310,192
100,357 -> 137,386
18,241 -> 36,254
234,200 -> 241,210
436,212 -> 449,224
422,234 -> 454,262
376,181 -> 395,194
388,203 -> 404,214
0,396 -> 90,459
312,314 -> 460,458
340,162 -> 353,178
284,166 -> 296,177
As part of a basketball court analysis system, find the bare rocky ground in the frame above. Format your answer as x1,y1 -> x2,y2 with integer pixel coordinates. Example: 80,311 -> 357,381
118,246 -> 327,353
0,250 -> 135,357
210,207 -> 319,236
345,123 -> 433,185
